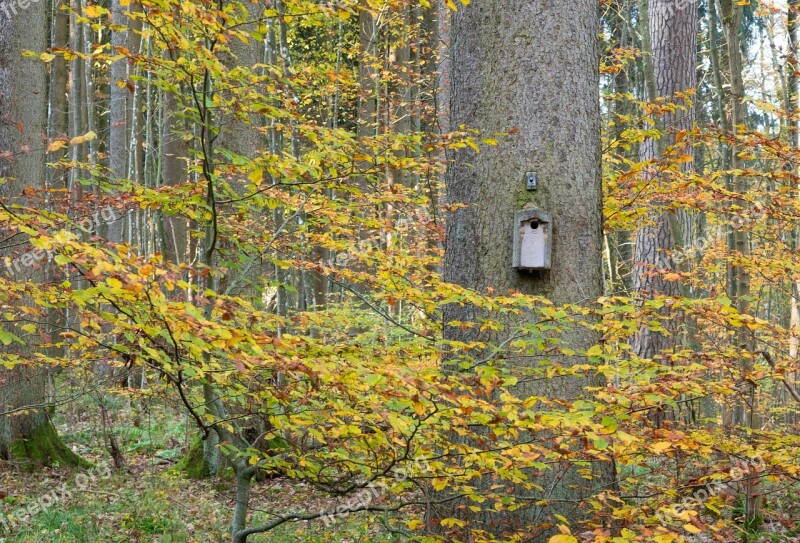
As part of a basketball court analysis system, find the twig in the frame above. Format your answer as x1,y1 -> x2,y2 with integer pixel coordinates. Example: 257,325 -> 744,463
757,351 -> 800,404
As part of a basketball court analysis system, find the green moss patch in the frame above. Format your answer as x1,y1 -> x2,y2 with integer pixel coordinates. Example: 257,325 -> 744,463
9,421 -> 90,470
172,434 -> 210,480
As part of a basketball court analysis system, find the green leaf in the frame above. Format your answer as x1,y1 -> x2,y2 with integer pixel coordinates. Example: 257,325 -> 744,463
600,416 -> 618,434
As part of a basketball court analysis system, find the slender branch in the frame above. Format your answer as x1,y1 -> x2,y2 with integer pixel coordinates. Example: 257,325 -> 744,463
758,350 -> 800,404
232,496 -> 462,543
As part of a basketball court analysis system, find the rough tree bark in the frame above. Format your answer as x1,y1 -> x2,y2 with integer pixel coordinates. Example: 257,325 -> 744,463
631,0 -> 697,362
0,0 -> 87,468
439,1 -> 616,539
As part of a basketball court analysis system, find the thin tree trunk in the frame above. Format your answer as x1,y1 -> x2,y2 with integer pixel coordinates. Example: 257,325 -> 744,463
110,0 -> 129,182
719,0 -> 761,531
631,0 -> 697,365
48,0 -> 70,190
786,3 -> 800,420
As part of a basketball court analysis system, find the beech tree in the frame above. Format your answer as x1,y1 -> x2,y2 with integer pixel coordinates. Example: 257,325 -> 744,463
2,1 -> 800,542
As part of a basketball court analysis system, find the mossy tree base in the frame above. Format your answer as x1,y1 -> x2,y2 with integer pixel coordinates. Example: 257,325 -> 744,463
9,420 -> 90,470
173,435 -> 211,479
174,434 -> 289,480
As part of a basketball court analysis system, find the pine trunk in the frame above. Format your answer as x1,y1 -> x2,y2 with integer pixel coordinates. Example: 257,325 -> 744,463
631,0 -> 697,363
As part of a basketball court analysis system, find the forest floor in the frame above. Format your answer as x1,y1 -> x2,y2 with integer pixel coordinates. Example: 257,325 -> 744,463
0,393 -> 402,543
1,392 -> 798,543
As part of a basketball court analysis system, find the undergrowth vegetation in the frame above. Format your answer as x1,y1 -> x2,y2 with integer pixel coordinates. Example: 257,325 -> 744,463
0,394 -> 412,543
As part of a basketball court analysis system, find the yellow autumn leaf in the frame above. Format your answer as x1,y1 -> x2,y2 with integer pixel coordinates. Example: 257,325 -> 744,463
70,131 -> 97,145
651,441 -> 672,453
48,140 -> 67,152
683,524 -> 702,534
40,52 -> 56,63
675,509 -> 693,521
83,4 -> 105,17
548,536 -> 578,543
587,344 -> 603,357
248,167 -> 263,184
440,518 -> 467,528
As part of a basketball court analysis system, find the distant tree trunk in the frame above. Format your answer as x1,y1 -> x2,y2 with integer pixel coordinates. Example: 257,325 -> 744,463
107,0 -> 130,251
126,0 -> 145,255
0,0 -> 87,468
631,0 -> 697,364
608,0 -> 635,293
438,1 -> 616,539
719,0 -> 761,530
80,0 -> 97,165
48,0 -> 71,190
161,88 -> 190,264
110,0 -> 129,184
786,1 -> 800,412
358,2 -> 378,144
68,1 -> 86,198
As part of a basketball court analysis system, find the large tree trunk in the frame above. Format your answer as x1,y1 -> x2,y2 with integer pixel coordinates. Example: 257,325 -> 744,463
439,1 -> 615,539
631,0 -> 697,363
0,0 -> 87,468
